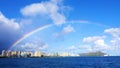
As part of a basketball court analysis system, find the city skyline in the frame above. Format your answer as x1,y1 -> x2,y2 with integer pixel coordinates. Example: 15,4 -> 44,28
0,50 -> 79,57
0,0 -> 120,56
0,50 -> 107,58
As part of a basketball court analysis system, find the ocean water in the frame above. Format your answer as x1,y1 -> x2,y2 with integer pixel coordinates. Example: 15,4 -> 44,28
0,56 -> 120,68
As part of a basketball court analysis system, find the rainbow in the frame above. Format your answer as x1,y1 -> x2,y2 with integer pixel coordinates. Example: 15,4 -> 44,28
9,21 -> 107,50
9,24 -> 53,49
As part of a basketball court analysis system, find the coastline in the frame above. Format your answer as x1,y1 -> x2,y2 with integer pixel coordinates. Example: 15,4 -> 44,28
0,56 -> 119,59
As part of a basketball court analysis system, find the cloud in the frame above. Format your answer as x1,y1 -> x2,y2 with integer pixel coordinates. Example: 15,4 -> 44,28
80,28 -> 120,54
67,44 -> 93,53
0,12 -> 21,50
12,39 -> 48,51
83,36 -> 105,43
54,25 -> 75,37
83,36 -> 110,51
0,12 -> 20,30
20,42 -> 48,51
104,28 -> 120,38
105,28 -> 120,49
68,45 -> 76,50
0,0 -> 68,51
93,39 -> 110,50
78,45 -> 93,52
21,0 -> 66,25
63,25 -> 75,34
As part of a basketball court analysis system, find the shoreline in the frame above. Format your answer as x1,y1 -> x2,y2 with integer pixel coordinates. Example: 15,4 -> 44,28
0,56 -> 120,58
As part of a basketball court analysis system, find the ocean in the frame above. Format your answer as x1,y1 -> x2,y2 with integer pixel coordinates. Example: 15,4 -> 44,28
0,56 -> 120,68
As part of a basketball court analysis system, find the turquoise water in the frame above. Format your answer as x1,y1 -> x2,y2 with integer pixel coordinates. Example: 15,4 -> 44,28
0,56 -> 120,68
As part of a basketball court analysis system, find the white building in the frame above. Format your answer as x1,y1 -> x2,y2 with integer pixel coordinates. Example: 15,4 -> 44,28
7,50 -> 12,57
34,51 -> 42,57
2,50 -> 6,57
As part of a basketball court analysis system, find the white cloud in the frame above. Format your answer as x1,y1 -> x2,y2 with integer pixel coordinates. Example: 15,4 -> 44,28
83,36 -> 105,43
21,0 -> 66,25
104,28 -> 120,38
93,39 -> 110,50
78,45 -> 93,52
0,12 -> 21,50
83,36 -> 110,51
63,25 -> 75,34
19,41 -> 48,51
0,12 -> 20,30
67,44 -> 93,53
105,28 -> 120,49
21,42 -> 48,51
10,36 -> 49,51
54,25 -> 75,37
68,45 -> 76,50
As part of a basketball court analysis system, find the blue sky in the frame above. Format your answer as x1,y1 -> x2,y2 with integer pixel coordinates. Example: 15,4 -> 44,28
0,0 -> 120,55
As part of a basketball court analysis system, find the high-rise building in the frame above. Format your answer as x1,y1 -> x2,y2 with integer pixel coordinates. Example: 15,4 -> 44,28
34,51 -> 42,57
11,51 -> 17,57
2,50 -> 6,57
7,50 -> 12,57
20,51 -> 31,57
21,52 -> 25,57
59,52 -> 69,57
26,51 -> 32,57
53,52 -> 59,56
17,51 -> 21,57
